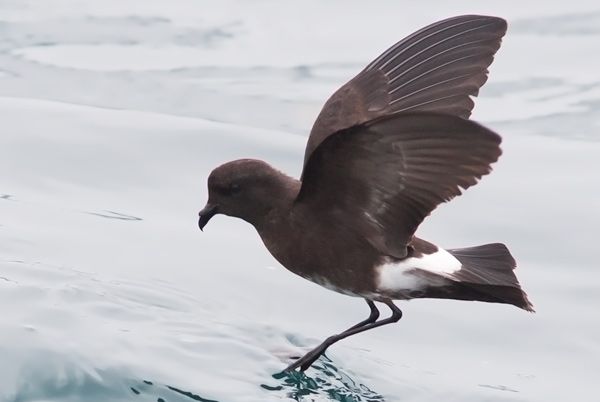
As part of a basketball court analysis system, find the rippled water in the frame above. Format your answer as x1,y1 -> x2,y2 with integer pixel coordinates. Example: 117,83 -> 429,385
1,1 -> 599,401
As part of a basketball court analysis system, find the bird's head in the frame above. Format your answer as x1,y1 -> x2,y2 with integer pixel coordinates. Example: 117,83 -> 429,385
198,159 -> 297,230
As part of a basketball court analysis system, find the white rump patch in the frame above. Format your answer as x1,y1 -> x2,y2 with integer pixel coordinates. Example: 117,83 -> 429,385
377,247 -> 462,292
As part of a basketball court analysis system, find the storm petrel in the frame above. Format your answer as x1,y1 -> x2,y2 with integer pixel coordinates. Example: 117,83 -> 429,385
198,15 -> 534,372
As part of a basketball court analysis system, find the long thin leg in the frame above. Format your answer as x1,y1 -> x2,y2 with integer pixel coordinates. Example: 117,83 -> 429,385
285,300 -> 402,372
285,299 -> 379,372
347,299 -> 380,331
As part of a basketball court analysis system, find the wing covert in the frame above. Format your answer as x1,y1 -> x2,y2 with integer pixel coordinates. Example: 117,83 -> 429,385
296,113 -> 502,258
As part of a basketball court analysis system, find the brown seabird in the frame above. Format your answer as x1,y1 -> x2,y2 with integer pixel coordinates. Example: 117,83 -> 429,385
197,15 -> 534,372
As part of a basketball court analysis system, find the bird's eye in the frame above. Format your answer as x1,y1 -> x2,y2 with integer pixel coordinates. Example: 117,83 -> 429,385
229,183 -> 241,195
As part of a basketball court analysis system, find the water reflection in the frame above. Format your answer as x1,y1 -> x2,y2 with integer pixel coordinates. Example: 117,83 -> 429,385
263,356 -> 385,401
129,379 -> 220,402
85,210 -> 143,221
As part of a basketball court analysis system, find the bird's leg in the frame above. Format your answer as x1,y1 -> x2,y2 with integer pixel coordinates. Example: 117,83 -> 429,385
284,299 -> 379,372
347,299 -> 380,330
285,300 -> 402,372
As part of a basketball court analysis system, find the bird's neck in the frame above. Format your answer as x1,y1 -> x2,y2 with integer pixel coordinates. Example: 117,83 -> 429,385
250,172 -> 301,231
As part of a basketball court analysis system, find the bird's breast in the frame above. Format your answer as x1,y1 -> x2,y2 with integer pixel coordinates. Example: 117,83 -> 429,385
256,216 -> 383,298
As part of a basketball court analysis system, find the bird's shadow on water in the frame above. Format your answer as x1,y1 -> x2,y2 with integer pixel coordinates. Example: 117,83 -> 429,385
262,356 -> 385,402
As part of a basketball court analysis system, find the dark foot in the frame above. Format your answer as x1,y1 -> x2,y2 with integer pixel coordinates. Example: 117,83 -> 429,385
284,343 -> 329,371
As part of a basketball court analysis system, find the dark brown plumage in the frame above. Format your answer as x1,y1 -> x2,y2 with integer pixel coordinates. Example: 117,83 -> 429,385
197,15 -> 533,372
305,15 -> 507,164
298,114 -> 502,259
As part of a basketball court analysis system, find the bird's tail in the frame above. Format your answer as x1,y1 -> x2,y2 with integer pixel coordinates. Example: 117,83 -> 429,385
447,243 -> 535,312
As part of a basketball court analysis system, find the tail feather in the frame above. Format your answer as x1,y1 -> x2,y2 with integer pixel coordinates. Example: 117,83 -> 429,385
448,243 -> 535,312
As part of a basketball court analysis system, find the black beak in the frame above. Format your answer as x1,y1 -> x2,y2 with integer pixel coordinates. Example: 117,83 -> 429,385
198,203 -> 218,231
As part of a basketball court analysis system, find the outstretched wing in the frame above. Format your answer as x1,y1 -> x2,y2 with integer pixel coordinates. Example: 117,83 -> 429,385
304,15 -> 507,166
295,113 -> 502,258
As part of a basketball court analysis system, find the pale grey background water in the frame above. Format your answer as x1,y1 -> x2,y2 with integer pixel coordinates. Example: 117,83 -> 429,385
1,1 -> 599,401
